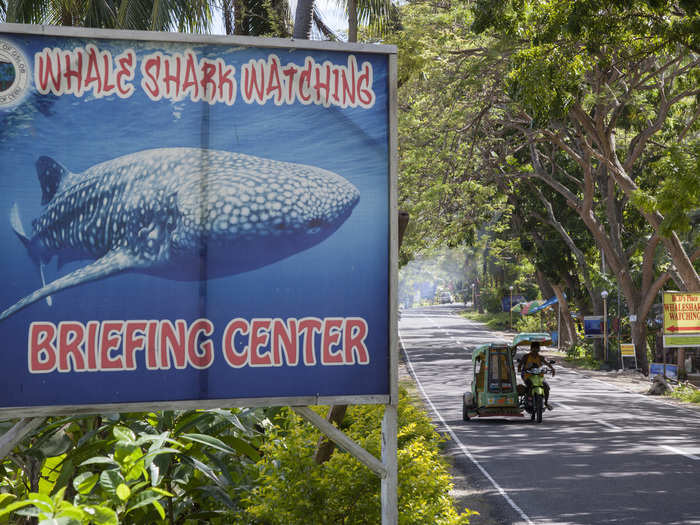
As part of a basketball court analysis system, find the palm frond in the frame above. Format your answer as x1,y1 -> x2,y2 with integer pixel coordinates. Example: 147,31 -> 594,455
83,0 -> 117,27
330,0 -> 397,39
6,0 -> 50,24
116,0 -> 153,30
313,6 -> 338,40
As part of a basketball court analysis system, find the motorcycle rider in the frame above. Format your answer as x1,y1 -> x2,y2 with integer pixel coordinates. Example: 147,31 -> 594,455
517,342 -> 555,409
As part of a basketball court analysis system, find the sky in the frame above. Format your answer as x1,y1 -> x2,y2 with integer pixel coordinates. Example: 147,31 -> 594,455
210,0 -> 349,39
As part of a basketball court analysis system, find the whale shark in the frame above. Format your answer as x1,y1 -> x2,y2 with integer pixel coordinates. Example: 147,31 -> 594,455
2,148 -> 360,321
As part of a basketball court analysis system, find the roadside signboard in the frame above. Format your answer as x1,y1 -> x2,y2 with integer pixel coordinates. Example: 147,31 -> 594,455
0,25 -> 397,417
620,343 -> 637,369
663,335 -> 700,348
584,316 -> 604,338
649,363 -> 678,380
663,292 -> 700,348
620,344 -> 635,356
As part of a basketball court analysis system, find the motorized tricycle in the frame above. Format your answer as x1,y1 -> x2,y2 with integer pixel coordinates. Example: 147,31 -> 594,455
513,333 -> 555,424
462,333 -> 555,422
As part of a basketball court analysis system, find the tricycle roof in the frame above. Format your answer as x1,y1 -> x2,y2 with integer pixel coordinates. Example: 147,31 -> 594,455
511,332 -> 553,347
473,342 -> 511,359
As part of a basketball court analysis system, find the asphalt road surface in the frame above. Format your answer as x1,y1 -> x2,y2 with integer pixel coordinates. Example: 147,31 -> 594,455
399,304 -> 700,525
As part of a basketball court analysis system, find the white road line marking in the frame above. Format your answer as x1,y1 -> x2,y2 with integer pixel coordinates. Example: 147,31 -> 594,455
562,392 -> 641,396
597,420 -> 622,430
661,445 -> 700,461
555,402 -> 574,411
399,333 -> 534,525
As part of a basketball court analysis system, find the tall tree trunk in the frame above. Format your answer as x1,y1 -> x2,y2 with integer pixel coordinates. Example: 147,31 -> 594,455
293,0 -> 315,39
233,0 -> 245,34
552,284 -> 576,349
347,0 -> 358,42
313,405 -> 348,464
631,316 -> 649,373
61,5 -> 73,26
222,0 -> 234,34
535,269 -> 555,300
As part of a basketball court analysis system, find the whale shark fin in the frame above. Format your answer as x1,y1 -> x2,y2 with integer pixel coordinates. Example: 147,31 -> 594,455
36,156 -> 70,205
10,202 -> 28,242
10,203 -> 53,307
0,249 -> 137,322
39,264 -> 53,306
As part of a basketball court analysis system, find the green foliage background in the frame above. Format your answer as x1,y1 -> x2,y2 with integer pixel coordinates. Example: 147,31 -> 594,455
246,391 -> 474,525
0,391 -> 473,524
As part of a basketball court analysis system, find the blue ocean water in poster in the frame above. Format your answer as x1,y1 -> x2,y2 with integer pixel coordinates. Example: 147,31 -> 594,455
0,30 -> 391,411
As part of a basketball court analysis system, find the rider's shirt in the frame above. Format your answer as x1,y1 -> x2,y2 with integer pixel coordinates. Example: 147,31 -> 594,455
521,353 -> 546,380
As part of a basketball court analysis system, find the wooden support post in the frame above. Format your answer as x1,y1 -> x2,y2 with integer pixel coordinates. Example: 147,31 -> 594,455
381,404 -> 398,525
679,348 -> 686,378
0,418 -> 45,461
292,406 -> 387,478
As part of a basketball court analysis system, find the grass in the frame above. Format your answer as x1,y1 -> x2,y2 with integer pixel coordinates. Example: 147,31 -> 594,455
668,383 -> 700,404
564,355 -> 603,369
460,310 -> 511,331
460,309 -> 552,334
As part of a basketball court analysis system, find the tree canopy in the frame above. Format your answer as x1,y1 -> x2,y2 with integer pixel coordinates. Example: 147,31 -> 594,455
392,0 -> 699,367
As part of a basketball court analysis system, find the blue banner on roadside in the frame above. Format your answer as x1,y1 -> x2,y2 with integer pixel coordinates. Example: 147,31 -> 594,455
649,363 -> 678,380
502,295 -> 525,312
528,294 -> 565,314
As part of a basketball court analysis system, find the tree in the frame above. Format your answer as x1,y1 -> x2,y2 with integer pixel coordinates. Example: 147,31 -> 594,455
223,0 -> 291,37
3,0 -> 212,32
472,0 -> 699,365
391,0 -> 699,368
293,0 -> 396,41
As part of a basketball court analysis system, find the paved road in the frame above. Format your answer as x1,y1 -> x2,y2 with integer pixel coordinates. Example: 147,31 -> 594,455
399,305 -> 700,525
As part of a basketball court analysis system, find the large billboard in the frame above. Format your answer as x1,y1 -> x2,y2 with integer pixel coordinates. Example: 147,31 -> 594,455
0,25 -> 396,416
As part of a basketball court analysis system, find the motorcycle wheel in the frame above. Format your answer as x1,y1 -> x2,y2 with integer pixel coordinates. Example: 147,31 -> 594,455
462,399 -> 470,421
534,394 -> 543,423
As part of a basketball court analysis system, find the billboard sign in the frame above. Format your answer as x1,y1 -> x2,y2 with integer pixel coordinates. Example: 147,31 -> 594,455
663,292 -> 700,333
583,315 -> 610,339
0,25 -> 396,416
583,316 -> 604,338
649,363 -> 678,380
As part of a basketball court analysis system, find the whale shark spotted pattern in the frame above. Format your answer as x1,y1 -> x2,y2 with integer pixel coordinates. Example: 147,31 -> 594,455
2,148 -> 360,321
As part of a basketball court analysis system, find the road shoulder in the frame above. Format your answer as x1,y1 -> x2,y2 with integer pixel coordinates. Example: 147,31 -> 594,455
542,348 -> 700,413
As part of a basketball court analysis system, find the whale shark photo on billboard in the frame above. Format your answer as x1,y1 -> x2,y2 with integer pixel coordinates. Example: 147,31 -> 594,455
0,26 -> 395,415
4,148 -> 360,320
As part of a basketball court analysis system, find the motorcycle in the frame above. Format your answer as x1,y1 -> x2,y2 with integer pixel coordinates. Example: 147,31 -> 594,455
517,361 -> 554,424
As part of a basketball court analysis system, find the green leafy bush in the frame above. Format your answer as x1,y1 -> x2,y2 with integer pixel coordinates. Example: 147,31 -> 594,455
514,314 -> 545,333
565,343 -> 601,369
1,396 -> 473,524
479,288 -> 504,314
245,390 -> 475,524
668,383 -> 700,404
0,409 -> 267,524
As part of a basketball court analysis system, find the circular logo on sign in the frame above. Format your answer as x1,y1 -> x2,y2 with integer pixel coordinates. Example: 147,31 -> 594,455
0,39 -> 30,108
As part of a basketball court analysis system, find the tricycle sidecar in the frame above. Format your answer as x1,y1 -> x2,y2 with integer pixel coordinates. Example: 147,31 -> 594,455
462,342 -> 522,420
